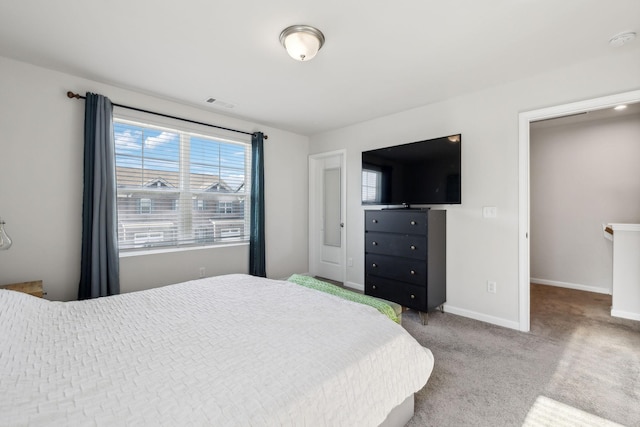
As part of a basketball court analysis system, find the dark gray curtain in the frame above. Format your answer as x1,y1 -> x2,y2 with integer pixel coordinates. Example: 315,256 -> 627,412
249,132 -> 266,277
78,92 -> 120,299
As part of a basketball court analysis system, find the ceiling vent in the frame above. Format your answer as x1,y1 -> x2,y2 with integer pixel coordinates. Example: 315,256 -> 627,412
205,98 -> 235,109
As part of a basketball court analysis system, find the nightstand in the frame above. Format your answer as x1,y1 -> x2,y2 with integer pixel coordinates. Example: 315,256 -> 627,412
0,280 -> 44,298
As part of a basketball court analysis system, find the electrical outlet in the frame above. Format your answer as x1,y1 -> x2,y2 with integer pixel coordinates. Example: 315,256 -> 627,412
487,281 -> 497,293
199,267 -> 206,278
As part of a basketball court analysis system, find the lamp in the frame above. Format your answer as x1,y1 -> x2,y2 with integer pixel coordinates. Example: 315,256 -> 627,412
0,218 -> 12,250
279,25 -> 325,61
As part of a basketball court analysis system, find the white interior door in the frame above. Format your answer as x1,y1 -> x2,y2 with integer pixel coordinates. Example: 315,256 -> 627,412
309,151 -> 345,282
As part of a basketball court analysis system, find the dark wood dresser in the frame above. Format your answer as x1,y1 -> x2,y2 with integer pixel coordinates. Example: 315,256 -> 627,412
364,209 -> 446,323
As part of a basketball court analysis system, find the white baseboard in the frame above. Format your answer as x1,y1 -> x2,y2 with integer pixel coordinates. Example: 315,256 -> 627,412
442,304 -> 521,330
344,281 -> 364,292
346,282 -> 520,330
611,309 -> 640,321
530,277 -> 611,295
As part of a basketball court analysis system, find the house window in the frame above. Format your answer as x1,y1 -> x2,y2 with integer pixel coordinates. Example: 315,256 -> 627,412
114,117 -> 251,252
133,231 -> 164,247
139,198 -> 152,214
218,201 -> 233,215
220,228 -> 241,239
362,169 -> 382,203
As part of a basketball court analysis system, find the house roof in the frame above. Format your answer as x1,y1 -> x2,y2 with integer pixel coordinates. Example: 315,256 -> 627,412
116,167 -> 235,193
0,1 -> 638,135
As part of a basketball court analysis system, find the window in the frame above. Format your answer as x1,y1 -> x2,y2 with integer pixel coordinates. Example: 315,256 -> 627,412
114,117 -> 251,252
139,198 -> 152,214
362,169 -> 382,203
218,201 -> 233,215
220,228 -> 241,239
133,231 -> 164,247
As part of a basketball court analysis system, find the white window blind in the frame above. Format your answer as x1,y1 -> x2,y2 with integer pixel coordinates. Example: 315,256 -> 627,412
114,118 -> 251,252
362,169 -> 381,203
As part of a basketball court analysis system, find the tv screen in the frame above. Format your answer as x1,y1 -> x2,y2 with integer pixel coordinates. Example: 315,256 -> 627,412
361,134 -> 461,206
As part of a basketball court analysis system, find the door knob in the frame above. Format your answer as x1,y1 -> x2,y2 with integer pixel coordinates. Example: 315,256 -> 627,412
410,270 -> 415,275
410,245 -> 416,250
372,263 -> 378,268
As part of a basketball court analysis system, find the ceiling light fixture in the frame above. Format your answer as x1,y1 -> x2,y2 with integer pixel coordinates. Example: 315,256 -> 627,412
614,105 -> 627,111
609,32 -> 636,47
279,25 -> 325,61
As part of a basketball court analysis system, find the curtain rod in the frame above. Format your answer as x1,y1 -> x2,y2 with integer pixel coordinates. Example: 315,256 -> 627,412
66,91 -> 267,139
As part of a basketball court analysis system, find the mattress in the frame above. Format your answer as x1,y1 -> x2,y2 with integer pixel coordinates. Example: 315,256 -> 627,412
0,274 -> 434,426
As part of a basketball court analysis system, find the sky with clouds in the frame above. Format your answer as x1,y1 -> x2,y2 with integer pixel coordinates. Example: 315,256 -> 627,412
114,121 -> 246,190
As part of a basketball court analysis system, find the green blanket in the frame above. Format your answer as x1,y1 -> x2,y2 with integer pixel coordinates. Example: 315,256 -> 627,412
287,274 -> 399,323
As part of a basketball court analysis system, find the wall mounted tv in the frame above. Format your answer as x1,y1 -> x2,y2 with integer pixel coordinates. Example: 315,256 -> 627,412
361,134 -> 461,206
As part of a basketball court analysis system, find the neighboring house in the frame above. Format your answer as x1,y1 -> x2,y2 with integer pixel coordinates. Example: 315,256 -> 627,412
115,167 -> 246,249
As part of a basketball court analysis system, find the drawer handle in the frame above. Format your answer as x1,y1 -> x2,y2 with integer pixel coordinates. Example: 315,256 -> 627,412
410,245 -> 416,250
410,294 -> 415,299
372,263 -> 378,268
372,219 -> 378,223
410,270 -> 416,275
372,285 -> 377,290
410,220 -> 417,225
372,241 -> 378,246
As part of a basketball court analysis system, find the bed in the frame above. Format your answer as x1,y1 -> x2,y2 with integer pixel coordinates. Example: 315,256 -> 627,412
0,274 -> 434,426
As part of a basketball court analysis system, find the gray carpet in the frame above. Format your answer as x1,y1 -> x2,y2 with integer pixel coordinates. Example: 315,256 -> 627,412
403,285 -> 640,427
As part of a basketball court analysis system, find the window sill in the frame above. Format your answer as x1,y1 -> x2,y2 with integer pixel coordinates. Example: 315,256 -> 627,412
119,241 -> 249,258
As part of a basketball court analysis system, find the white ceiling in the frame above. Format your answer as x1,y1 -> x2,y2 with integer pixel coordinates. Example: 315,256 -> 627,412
0,0 -> 638,136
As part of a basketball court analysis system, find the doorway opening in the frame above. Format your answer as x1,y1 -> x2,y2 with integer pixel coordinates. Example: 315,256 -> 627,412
518,89 -> 640,332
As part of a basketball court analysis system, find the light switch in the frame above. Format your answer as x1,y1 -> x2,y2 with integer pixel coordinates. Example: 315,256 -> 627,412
483,206 -> 497,218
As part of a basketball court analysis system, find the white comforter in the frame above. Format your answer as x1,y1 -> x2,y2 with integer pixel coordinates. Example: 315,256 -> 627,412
0,274 -> 434,426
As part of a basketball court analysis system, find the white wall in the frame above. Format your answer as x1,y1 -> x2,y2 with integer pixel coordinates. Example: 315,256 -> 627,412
0,56 -> 309,301
309,49 -> 640,328
530,112 -> 640,294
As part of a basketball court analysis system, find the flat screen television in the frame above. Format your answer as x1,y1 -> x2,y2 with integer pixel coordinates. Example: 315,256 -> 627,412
361,134 -> 461,206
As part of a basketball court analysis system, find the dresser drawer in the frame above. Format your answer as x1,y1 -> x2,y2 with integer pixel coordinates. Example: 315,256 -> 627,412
365,210 -> 427,235
365,232 -> 427,260
365,253 -> 426,285
365,277 -> 427,312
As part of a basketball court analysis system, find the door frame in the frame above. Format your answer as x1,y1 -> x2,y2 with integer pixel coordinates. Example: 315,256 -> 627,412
518,89 -> 640,332
309,149 -> 347,281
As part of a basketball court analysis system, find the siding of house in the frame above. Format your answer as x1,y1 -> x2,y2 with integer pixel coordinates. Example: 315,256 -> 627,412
116,166 -> 246,249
